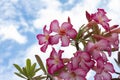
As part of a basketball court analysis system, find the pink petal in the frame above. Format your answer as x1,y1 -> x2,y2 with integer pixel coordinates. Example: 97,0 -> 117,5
75,68 -> 86,77
66,29 -> 77,39
49,34 -> 60,45
61,35 -> 70,46
81,52 -> 90,61
61,22 -> 72,30
50,48 -> 57,58
37,34 -> 46,45
94,74 -> 102,80
59,72 -> 70,79
40,43 -> 48,52
50,20 -> 59,32
104,63 -> 115,73
43,25 -> 51,35
102,72 -> 112,80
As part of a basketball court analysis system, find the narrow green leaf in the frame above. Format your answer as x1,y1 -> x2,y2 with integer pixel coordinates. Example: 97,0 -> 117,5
29,63 -> 37,77
23,67 -> 28,78
26,59 -> 31,77
13,64 -> 23,73
35,55 -> 47,74
35,68 -> 41,73
14,72 -> 26,79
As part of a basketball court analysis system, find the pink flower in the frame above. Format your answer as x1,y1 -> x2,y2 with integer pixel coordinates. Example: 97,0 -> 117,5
94,58 -> 115,80
107,33 -> 119,50
59,62 -> 87,80
72,51 -> 95,72
50,20 -> 77,46
91,8 -> 111,31
46,48 -> 64,74
37,26 -> 52,52
86,39 -> 111,59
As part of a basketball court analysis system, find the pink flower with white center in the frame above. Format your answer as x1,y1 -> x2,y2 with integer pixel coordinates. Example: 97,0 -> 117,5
37,26 -> 52,52
50,20 -> 77,46
86,39 -> 111,59
94,58 -> 115,80
72,51 -> 95,72
91,8 -> 111,31
46,48 -> 64,74
59,62 -> 87,80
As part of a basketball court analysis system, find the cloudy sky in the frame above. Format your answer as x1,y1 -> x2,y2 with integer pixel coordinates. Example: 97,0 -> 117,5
0,0 -> 120,80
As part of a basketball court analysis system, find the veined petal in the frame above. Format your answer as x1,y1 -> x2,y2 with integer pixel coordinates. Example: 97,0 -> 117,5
40,43 -> 48,52
66,29 -> 77,39
59,72 -> 70,79
50,20 -> 60,32
102,72 -> 112,80
49,34 -> 60,45
61,22 -> 72,30
104,63 -> 115,73
61,35 -> 70,46
75,68 -> 86,77
37,34 -> 46,45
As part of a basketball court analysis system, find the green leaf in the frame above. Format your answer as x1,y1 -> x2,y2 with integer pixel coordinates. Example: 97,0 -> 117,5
13,64 -> 23,73
29,63 -> 37,77
14,72 -> 26,79
35,55 -> 47,74
22,67 -> 28,78
35,68 -> 41,73
26,59 -> 31,76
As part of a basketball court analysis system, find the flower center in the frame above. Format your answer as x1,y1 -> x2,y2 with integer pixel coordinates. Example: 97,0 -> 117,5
59,29 -> 66,36
45,35 -> 49,40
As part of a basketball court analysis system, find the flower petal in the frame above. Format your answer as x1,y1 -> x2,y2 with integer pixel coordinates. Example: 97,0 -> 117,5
61,22 -> 72,30
37,34 -> 46,45
50,20 -> 59,32
49,34 -> 60,45
104,63 -> 115,73
66,29 -> 77,39
61,35 -> 70,46
40,43 -> 48,52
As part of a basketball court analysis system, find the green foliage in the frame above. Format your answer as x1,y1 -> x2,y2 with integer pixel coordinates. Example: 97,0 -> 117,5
13,59 -> 40,80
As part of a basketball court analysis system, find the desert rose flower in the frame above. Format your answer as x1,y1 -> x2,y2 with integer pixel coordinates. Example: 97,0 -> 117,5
50,20 -> 77,46
37,25 -> 52,52
60,62 -> 87,80
47,48 -> 64,74
91,8 -> 111,31
94,58 -> 115,80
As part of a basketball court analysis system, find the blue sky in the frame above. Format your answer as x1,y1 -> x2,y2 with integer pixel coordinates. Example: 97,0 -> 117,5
0,0 -> 120,80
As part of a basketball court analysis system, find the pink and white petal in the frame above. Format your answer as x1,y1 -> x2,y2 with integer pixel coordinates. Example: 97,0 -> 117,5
94,74 -> 102,80
76,76 -> 86,80
61,36 -> 70,46
71,57 -> 79,69
101,22 -> 110,31
37,34 -> 46,45
81,52 -> 90,61
50,20 -> 60,32
66,29 -> 77,39
75,68 -> 86,77
47,58 -> 55,67
61,22 -> 72,30
58,50 -> 64,58
104,63 -> 115,73
102,72 -> 112,80
43,25 -> 51,35
50,48 -> 57,58
85,42 -> 94,52
40,43 -> 48,52
49,34 -> 60,45
59,72 -> 70,79
48,64 -> 57,74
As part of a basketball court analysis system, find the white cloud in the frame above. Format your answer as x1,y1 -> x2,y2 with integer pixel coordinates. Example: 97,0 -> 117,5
0,25 -> 27,44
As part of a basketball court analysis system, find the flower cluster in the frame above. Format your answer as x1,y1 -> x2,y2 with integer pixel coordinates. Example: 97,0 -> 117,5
37,8 -> 120,80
